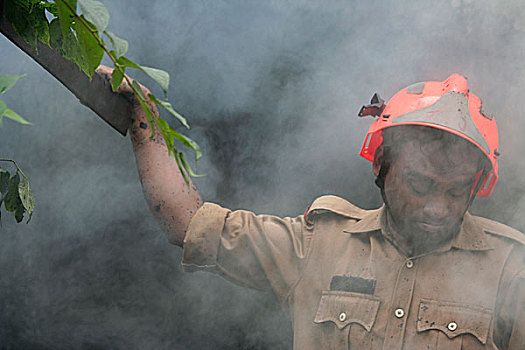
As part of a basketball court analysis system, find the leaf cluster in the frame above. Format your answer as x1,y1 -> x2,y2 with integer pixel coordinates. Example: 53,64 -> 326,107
0,162 -> 35,224
0,68 -> 34,224
3,0 -> 202,182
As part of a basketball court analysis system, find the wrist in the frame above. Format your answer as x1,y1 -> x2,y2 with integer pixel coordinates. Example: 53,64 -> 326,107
129,100 -> 164,144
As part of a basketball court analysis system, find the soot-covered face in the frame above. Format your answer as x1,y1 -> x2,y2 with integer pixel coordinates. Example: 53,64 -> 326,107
375,128 -> 482,254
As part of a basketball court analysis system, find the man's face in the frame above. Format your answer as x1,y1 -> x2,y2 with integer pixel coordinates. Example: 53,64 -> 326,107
380,134 -> 481,252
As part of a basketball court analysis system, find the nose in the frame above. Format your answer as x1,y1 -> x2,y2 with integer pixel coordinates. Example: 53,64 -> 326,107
422,193 -> 449,220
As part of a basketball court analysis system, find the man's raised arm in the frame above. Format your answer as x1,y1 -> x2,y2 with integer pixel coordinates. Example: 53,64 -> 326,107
96,66 -> 202,246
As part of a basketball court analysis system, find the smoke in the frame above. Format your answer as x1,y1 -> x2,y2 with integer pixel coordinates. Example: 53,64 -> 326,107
1,0 -> 524,348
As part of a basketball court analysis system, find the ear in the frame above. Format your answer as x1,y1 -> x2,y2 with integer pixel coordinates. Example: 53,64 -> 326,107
373,146 -> 384,177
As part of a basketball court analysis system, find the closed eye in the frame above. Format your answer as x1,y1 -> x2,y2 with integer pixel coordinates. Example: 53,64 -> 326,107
448,179 -> 476,198
406,172 -> 433,195
447,187 -> 470,198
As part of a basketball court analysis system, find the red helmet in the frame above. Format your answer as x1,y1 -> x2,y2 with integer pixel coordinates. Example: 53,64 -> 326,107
359,73 -> 499,197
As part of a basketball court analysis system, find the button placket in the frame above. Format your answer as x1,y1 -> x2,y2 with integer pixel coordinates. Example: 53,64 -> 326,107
383,259 -> 418,350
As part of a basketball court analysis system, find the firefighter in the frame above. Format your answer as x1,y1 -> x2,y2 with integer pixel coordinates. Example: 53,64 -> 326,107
98,66 -> 525,349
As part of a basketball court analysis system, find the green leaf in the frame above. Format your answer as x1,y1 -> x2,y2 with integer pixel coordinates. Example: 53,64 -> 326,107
18,176 -> 35,214
171,131 -> 202,160
152,115 -> 201,160
49,18 -> 88,73
131,80 -> 145,99
136,95 -> 156,137
74,17 -> 104,78
111,67 -> 124,92
141,66 -> 170,97
42,2 -> 59,16
78,0 -> 109,33
104,30 -> 128,58
33,8 -> 50,46
154,118 -> 175,152
117,56 -> 142,70
4,0 -> 50,48
147,94 -> 189,128
0,74 -> 26,94
179,152 -> 205,177
56,0 -> 77,39
26,211 -> 33,224
0,170 -> 10,195
15,205 -> 25,223
4,108 -> 32,125
4,0 -> 33,46
173,152 -> 189,185
4,173 -> 21,213
152,118 -> 203,183
0,101 -> 6,121
49,18 -> 62,47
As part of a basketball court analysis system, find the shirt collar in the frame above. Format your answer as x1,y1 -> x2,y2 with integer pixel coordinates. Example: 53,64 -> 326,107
343,206 -> 493,251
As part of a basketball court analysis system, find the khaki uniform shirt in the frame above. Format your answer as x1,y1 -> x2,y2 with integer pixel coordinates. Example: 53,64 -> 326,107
182,195 -> 525,349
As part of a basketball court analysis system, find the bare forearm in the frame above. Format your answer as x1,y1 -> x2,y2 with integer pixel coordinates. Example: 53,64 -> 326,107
95,65 -> 202,246
129,104 -> 202,246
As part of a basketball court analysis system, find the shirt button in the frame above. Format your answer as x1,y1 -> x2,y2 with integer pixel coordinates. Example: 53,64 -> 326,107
339,312 -> 347,322
448,322 -> 458,331
406,260 -> 414,268
394,308 -> 405,318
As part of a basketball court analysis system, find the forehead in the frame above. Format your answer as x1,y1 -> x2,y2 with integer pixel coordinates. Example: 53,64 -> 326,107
393,128 -> 481,177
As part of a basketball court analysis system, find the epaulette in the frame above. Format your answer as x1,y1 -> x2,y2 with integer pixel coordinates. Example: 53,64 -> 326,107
304,195 -> 366,225
475,216 -> 525,246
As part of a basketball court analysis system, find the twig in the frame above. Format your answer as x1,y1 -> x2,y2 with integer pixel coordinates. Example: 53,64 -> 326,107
0,159 -> 28,180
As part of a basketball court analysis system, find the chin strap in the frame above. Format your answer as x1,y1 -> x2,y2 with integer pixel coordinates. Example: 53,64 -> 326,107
374,145 -> 391,189
465,168 -> 489,211
375,157 -> 392,215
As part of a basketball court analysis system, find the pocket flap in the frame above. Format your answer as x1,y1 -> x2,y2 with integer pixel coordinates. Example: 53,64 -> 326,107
313,291 -> 381,331
417,299 -> 492,344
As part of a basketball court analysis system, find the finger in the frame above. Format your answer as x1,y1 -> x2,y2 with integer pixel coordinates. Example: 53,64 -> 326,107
95,65 -> 113,81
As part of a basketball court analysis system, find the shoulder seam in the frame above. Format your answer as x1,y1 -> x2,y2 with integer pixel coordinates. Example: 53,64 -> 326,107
474,216 -> 525,246
305,195 -> 366,224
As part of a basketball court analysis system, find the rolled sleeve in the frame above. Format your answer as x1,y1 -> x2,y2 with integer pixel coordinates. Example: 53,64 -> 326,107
182,202 -> 230,272
182,202 -> 313,300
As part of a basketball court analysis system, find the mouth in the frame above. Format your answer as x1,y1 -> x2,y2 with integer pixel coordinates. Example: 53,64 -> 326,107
416,221 -> 446,233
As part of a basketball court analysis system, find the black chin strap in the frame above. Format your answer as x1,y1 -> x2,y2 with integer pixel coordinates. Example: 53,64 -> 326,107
375,157 -> 392,213
375,157 -> 408,253
465,168 -> 489,213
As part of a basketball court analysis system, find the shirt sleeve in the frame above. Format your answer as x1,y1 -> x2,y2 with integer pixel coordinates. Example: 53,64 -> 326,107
181,202 -> 314,300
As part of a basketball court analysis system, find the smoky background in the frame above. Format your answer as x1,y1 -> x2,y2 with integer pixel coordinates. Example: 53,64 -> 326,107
1,0 -> 524,348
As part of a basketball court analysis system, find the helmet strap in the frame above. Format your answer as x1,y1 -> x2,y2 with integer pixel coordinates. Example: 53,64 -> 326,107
465,168 -> 489,211
375,157 -> 392,211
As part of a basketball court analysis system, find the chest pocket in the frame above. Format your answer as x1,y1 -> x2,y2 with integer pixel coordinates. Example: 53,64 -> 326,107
417,298 -> 493,349
313,291 -> 380,349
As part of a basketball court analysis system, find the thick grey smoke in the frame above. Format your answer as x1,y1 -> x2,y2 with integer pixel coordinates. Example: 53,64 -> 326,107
1,0 -> 524,348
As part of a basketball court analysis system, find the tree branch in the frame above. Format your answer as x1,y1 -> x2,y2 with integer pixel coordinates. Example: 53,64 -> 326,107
0,1 -> 131,135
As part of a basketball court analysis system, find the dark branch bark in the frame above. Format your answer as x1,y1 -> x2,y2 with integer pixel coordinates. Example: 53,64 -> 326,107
0,2 -> 131,136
